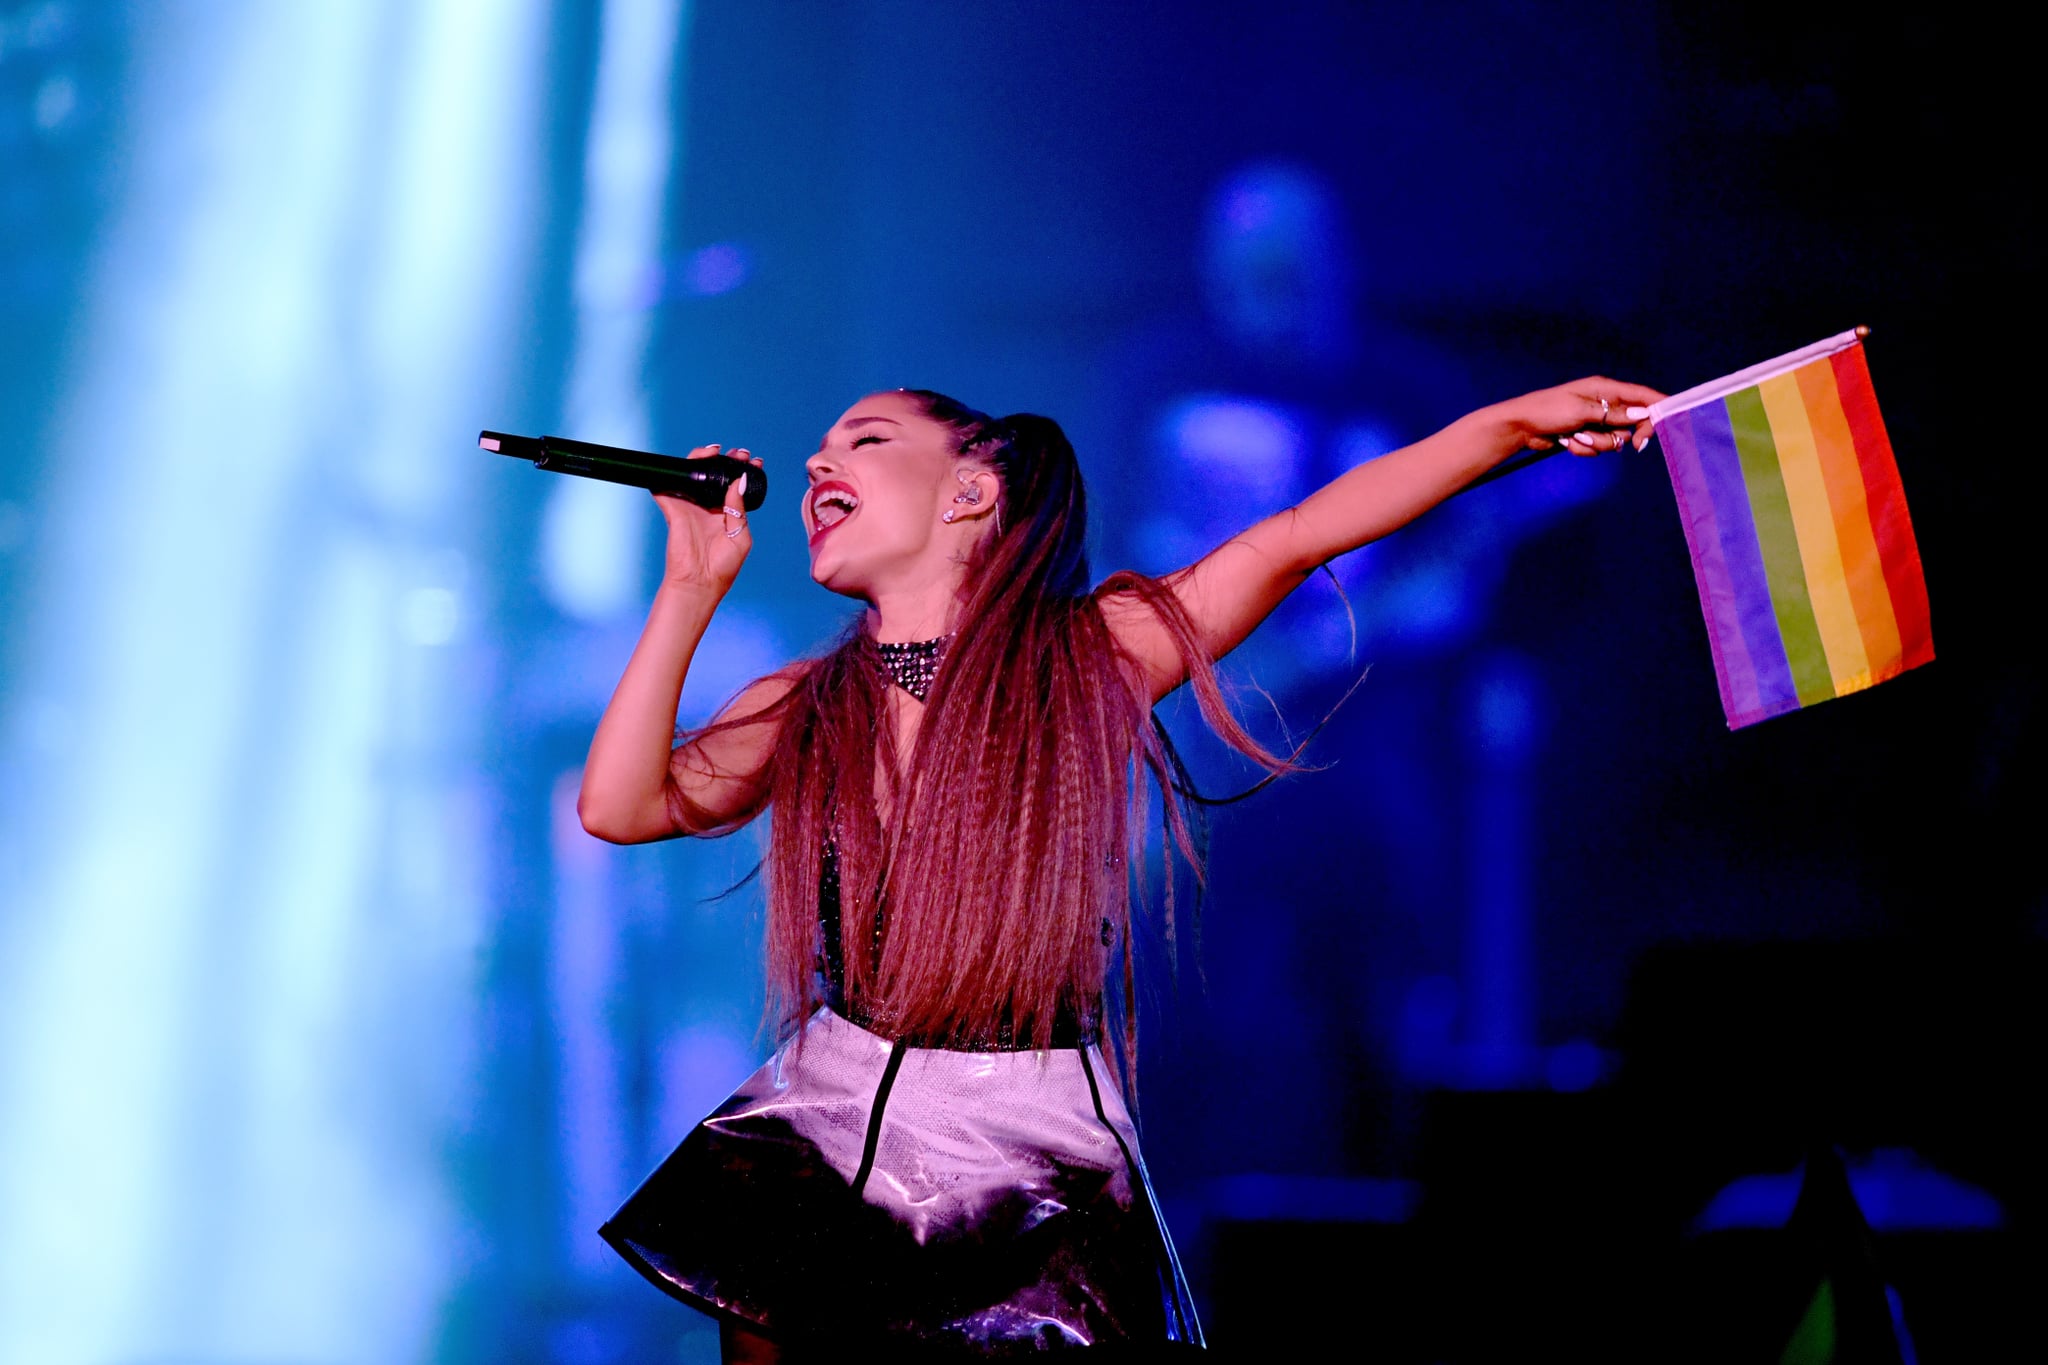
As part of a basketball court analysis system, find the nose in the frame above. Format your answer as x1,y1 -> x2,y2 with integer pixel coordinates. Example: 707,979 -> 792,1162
805,449 -> 838,482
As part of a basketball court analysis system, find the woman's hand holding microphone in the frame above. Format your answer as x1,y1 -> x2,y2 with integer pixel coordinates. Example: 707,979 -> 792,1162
656,444 -> 765,595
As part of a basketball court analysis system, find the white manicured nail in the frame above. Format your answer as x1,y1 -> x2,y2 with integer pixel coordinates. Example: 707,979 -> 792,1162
735,473 -> 748,498
1625,406 -> 1650,420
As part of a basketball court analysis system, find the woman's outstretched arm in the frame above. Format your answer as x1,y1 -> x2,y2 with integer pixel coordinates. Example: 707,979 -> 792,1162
577,447 -> 790,844
1103,378 -> 1666,701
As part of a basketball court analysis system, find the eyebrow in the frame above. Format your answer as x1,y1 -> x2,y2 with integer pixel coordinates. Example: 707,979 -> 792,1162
817,414 -> 902,446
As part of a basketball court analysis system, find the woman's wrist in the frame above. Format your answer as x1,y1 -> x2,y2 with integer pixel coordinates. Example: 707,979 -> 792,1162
1458,403 -> 1528,466
656,574 -> 730,609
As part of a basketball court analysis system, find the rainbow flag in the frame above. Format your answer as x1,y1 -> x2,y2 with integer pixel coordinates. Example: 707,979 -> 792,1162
1651,330 -> 1932,729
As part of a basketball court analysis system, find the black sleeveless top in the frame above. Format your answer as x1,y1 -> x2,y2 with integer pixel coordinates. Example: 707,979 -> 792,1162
817,842 -> 1094,1050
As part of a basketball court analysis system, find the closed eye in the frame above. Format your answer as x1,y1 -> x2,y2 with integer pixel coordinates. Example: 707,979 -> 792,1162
851,434 -> 886,448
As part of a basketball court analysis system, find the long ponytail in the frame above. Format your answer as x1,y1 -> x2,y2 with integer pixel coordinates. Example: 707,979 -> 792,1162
730,394 -> 1298,1075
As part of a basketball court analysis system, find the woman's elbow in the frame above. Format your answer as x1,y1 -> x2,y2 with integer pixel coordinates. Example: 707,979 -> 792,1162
576,788 -> 650,844
575,799 -> 623,843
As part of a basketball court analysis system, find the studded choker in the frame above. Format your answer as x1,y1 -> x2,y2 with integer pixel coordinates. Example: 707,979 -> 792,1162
875,635 -> 951,701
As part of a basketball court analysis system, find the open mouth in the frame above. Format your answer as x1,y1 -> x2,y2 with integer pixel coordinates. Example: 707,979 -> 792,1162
808,481 -> 859,542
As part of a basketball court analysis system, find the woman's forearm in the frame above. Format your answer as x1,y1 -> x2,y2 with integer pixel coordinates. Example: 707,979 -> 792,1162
577,580 -> 723,842
1104,381 -> 1660,696
581,451 -> 766,842
1278,406 -> 1520,573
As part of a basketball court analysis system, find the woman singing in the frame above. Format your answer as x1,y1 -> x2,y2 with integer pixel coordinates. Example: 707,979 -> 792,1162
577,380 -> 1660,1360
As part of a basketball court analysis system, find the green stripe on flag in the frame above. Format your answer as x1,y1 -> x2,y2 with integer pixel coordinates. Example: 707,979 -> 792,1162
1726,387 -> 1833,706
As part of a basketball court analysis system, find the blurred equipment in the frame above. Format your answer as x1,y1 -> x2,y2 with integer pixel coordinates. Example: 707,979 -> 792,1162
481,430 -> 767,511
1769,1146 -> 1919,1365
1630,941 -> 2040,1363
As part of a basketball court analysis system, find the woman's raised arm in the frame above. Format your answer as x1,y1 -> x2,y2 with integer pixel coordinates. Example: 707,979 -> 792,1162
1103,378 -> 1665,701
577,446 -> 790,844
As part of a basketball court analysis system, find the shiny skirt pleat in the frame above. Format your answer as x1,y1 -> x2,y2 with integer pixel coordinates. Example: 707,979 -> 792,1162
601,1008 -> 1204,1354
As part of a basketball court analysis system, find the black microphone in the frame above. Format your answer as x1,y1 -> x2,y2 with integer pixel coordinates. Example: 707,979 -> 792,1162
479,430 -> 767,512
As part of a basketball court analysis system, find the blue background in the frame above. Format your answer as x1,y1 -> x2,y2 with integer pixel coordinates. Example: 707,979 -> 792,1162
1,3 -> 2036,1360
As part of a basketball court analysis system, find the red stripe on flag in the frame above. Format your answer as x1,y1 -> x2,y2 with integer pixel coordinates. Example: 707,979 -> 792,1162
1829,345 -> 1933,672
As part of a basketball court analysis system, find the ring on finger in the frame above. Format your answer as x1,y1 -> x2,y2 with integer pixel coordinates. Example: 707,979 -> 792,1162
724,524 -> 743,539
722,505 -> 745,519
1598,396 -> 1611,422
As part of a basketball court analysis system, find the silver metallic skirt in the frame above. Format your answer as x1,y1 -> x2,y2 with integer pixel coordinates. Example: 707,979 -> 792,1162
601,1008 -> 1204,1355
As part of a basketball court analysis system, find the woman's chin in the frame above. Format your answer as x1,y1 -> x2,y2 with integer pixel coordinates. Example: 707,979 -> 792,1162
807,549 -> 861,596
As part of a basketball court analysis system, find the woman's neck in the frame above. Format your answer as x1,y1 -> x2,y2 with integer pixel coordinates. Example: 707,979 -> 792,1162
865,576 -> 963,644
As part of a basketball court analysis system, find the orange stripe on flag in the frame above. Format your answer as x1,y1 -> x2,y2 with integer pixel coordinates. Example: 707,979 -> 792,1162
1758,370 -> 1870,692
1795,358 -> 1904,684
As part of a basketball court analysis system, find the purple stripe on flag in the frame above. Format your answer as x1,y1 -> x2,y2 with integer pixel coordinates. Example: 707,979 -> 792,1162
1658,406 -> 1761,723
1685,400 -> 1799,719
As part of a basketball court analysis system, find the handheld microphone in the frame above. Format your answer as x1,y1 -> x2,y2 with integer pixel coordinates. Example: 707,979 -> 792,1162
479,430 -> 767,512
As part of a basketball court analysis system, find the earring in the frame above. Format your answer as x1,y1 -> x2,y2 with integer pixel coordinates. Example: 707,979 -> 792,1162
953,477 -> 983,506
942,509 -> 958,523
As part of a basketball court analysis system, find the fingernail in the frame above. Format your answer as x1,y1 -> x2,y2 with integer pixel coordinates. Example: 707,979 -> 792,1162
735,473 -> 748,497
1625,406 -> 1650,420
735,448 -> 750,457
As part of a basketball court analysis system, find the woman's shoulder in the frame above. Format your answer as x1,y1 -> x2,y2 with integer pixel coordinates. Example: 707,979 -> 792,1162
1091,574 -> 1196,705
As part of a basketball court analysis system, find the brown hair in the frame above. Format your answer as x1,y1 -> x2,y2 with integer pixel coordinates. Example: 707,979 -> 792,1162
672,392 -> 1291,1067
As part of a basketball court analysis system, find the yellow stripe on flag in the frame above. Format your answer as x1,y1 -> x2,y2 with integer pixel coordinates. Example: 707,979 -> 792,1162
1758,371 -> 1871,691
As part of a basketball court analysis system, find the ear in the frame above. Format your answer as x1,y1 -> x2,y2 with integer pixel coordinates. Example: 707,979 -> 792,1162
945,466 -> 1002,526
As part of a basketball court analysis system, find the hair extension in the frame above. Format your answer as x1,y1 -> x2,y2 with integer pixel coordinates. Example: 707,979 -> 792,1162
669,392 -> 1304,1091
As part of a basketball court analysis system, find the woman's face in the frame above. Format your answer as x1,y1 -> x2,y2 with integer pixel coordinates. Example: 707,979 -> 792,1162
803,391 -> 963,598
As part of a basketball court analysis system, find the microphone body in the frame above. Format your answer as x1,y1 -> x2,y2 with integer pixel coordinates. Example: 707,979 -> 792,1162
480,430 -> 767,512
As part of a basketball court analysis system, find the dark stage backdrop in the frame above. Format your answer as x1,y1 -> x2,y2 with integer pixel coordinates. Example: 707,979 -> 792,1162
0,3 -> 2035,1361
